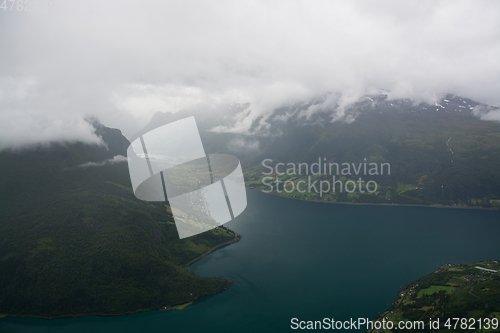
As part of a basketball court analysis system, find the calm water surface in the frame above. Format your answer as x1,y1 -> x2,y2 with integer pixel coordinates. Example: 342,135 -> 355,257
1,190 -> 499,332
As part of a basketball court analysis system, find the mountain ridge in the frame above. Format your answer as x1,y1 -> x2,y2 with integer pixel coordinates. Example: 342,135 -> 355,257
141,93 -> 500,209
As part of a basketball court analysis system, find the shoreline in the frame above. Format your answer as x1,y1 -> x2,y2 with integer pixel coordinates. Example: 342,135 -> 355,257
0,234 -> 242,321
185,234 -> 241,270
247,187 -> 500,212
368,260 -> 500,330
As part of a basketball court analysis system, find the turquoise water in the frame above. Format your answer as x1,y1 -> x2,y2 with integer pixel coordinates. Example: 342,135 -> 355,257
1,190 -> 499,332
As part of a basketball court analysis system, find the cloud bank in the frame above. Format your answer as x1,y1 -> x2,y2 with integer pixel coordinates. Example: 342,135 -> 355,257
1,0 -> 499,149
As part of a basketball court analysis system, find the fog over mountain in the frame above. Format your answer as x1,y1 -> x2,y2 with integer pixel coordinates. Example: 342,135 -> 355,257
1,0 -> 499,150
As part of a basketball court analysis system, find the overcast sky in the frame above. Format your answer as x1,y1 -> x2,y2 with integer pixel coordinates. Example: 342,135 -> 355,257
1,0 -> 499,149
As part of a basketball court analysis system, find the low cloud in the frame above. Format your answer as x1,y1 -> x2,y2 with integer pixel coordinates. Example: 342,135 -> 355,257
227,138 -> 260,152
76,155 -> 128,168
1,0 -> 499,147
472,105 -> 500,122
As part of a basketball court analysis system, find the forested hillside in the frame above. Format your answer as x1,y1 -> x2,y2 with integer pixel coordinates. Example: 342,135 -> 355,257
0,121 -> 238,318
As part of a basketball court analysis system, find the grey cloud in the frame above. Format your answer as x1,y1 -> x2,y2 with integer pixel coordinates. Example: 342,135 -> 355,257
1,0 -> 499,148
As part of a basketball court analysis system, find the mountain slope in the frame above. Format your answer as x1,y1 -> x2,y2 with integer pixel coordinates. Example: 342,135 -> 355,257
143,94 -> 500,208
0,121 -> 239,317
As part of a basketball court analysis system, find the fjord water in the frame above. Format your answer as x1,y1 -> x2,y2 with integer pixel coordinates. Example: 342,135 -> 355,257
1,190 -> 499,333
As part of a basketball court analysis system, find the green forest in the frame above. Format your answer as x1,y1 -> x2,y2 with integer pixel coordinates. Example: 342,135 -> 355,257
0,124 -> 239,318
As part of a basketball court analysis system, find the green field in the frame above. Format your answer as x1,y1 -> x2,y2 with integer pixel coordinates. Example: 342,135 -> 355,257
417,285 -> 455,297
446,276 -> 467,286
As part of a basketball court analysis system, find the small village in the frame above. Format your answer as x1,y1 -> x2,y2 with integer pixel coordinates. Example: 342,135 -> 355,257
368,260 -> 500,332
